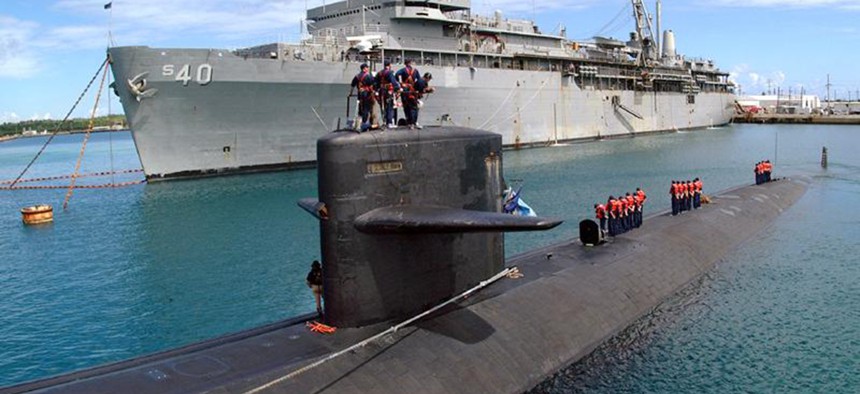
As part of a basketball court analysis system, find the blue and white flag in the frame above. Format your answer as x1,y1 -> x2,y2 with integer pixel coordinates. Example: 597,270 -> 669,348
503,187 -> 537,217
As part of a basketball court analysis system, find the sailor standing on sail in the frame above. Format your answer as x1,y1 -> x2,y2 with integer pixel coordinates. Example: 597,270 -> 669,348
375,60 -> 401,129
349,63 -> 377,130
412,72 -> 435,128
395,59 -> 423,128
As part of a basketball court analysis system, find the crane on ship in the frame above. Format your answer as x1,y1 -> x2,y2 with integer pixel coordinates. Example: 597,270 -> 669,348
631,0 -> 658,66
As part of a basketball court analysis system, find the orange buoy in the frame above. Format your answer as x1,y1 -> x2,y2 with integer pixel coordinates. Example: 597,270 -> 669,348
21,205 -> 54,225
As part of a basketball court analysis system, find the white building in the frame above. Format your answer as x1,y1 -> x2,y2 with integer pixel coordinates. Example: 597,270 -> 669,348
738,94 -> 821,114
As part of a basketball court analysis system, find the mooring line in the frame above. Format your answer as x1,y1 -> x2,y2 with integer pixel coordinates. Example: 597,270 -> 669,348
8,56 -> 110,188
0,169 -> 143,185
63,59 -> 111,210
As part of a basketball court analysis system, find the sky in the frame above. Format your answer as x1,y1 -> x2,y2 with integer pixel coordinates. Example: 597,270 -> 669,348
1,0 -> 859,124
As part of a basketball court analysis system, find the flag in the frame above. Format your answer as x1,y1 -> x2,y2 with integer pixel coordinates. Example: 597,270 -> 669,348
104,2 -> 112,9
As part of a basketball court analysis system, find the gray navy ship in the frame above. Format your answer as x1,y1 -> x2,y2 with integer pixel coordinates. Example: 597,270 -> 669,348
108,0 -> 735,180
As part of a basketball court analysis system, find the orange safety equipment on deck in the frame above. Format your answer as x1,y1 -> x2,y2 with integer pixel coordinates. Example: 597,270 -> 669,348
695,180 -> 703,192
307,321 -> 337,334
637,189 -> 646,203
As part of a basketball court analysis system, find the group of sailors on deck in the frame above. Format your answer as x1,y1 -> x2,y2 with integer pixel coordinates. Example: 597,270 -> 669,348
349,59 -> 434,131
670,179 -> 703,216
594,188 -> 647,237
754,160 -> 773,185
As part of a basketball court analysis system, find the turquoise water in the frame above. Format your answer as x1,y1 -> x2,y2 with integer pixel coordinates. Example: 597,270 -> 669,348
1,125 -> 858,389
532,165 -> 860,393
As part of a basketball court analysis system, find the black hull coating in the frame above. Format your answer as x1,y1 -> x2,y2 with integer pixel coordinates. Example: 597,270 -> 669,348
4,178 -> 807,394
316,127 -> 508,328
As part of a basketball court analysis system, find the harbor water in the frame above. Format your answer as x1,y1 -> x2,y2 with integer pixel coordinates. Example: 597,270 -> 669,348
1,125 -> 858,391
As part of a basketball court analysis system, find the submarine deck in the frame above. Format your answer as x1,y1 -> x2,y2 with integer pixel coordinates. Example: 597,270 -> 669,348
4,178 -> 808,394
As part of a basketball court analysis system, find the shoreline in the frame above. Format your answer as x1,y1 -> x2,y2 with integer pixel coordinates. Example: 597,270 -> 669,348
0,129 -> 128,144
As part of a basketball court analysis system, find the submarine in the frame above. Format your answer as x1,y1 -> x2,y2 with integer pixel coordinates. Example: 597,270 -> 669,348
3,127 -> 807,394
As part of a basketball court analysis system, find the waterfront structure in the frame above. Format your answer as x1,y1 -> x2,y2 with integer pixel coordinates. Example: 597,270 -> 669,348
108,0 -> 735,180
737,94 -> 822,114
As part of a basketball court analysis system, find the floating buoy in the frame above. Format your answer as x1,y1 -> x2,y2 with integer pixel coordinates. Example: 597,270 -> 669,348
21,205 -> 53,225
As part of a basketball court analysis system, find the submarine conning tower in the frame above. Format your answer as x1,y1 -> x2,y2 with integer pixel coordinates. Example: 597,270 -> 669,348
300,127 -> 561,328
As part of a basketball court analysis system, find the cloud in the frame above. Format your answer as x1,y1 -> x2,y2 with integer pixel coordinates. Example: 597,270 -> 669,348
1,112 -> 21,123
471,0 -> 597,15
730,64 -> 792,95
0,16 -> 42,78
54,0 -> 304,45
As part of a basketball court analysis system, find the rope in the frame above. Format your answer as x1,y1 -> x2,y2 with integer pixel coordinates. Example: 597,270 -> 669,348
8,57 -> 110,188
484,76 -> 552,131
477,81 -> 519,129
63,59 -> 111,210
243,266 -> 515,394
1,180 -> 146,191
107,58 -> 116,186
0,169 -> 143,185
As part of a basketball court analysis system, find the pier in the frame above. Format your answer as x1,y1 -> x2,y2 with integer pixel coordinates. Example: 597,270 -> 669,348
733,114 -> 860,125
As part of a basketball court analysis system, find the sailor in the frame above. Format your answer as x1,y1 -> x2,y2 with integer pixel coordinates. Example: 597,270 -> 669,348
754,161 -> 762,185
685,181 -> 694,211
594,203 -> 607,235
685,181 -> 692,212
632,193 -> 642,228
625,193 -> 635,231
764,160 -> 772,182
607,196 -> 617,236
410,72 -> 435,129
636,187 -> 647,225
349,63 -> 377,130
395,59 -> 423,128
618,195 -> 628,233
693,178 -> 703,209
306,260 -> 324,317
375,60 -> 401,129
670,181 -> 679,216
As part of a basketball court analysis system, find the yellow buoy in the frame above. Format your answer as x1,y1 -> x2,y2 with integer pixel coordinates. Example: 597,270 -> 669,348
21,205 -> 54,225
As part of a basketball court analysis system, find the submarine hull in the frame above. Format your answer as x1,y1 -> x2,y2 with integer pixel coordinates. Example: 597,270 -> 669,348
3,179 -> 808,394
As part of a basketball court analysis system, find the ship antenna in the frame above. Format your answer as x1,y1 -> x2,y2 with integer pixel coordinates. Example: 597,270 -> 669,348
104,2 -> 115,47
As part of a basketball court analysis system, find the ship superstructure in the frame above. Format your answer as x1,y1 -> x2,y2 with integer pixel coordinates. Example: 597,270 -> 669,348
109,0 -> 734,180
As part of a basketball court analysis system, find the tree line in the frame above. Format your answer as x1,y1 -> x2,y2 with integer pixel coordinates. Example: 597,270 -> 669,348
0,115 -> 128,137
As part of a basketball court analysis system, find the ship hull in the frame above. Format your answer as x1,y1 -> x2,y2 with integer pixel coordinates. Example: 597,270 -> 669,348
109,46 -> 735,180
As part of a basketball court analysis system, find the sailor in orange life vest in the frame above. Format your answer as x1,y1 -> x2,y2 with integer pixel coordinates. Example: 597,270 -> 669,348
594,203 -> 607,235
606,196 -> 617,236
348,63 -> 377,130
670,180 -> 679,216
635,187 -> 647,227
375,60 -> 401,129
395,59 -> 425,129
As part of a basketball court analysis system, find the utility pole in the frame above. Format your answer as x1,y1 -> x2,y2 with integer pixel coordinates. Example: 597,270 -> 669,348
800,87 -> 805,110
776,87 -> 781,112
826,74 -> 832,111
